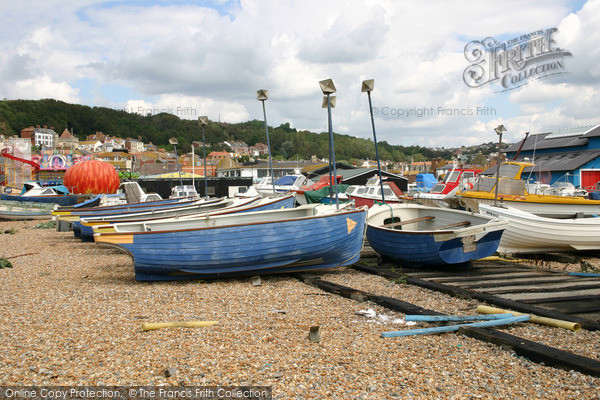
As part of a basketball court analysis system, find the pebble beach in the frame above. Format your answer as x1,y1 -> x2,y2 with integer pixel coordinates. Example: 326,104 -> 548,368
1,220 -> 599,399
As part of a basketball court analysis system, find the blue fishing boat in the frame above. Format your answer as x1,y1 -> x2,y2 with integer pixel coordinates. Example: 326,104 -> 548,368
93,204 -> 368,281
76,195 -> 289,242
366,204 -> 508,267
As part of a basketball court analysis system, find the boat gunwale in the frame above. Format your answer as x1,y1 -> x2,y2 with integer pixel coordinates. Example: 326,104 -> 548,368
80,195 -> 293,227
55,196 -> 209,215
480,204 -> 600,226
366,203 -> 507,235
366,219 -> 508,236
94,205 -> 368,237
79,196 -> 263,223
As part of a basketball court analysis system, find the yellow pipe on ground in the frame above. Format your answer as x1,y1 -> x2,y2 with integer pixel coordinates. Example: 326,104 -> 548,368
476,256 -> 529,263
477,305 -> 581,332
141,321 -> 218,331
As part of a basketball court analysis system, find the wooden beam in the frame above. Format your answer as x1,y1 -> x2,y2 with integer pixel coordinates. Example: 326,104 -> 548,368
459,326 -> 600,377
521,294 -> 600,304
352,263 -> 600,331
295,274 -> 441,316
434,220 -> 471,230
383,215 -> 434,229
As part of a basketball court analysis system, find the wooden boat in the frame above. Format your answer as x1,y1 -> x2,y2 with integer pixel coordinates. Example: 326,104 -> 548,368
53,196 -> 205,221
255,174 -> 314,196
77,195 -> 291,242
456,161 -> 600,216
0,200 -> 56,220
62,196 -> 237,239
413,165 -> 481,207
2,181 -> 80,206
169,185 -> 199,199
292,175 -> 343,205
479,203 -> 600,254
93,204 -> 368,281
345,176 -> 405,208
366,203 -> 508,267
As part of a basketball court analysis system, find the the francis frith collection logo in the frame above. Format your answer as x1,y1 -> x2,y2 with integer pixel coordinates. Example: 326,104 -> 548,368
463,28 -> 572,92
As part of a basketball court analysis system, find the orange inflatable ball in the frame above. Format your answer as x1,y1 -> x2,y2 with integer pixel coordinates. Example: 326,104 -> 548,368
63,159 -> 120,194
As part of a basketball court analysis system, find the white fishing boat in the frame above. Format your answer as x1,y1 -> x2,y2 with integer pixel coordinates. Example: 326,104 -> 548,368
169,185 -> 200,199
413,165 -> 481,207
345,176 -> 405,208
479,203 -> 600,254
255,174 -> 314,196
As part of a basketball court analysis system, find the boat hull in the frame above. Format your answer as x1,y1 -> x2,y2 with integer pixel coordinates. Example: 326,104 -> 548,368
366,204 -> 507,267
1,193 -> 79,206
479,204 -> 600,254
348,195 -> 401,208
95,207 -> 367,281
0,200 -> 55,220
458,192 -> 600,217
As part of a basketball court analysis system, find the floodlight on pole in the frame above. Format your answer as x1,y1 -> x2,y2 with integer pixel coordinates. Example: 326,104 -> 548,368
493,125 -> 507,206
257,89 -> 276,195
319,78 -> 339,209
361,79 -> 385,204
169,137 -> 184,188
198,116 -> 209,199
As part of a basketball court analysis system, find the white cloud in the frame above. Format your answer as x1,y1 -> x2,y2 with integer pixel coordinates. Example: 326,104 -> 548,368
0,0 -> 597,148
124,95 -> 249,123
7,75 -> 80,103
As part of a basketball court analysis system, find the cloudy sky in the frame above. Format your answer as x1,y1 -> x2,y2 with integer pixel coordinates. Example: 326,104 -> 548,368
1,0 -> 598,147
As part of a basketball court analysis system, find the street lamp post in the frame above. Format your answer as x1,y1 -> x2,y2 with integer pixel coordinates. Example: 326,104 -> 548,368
319,78 -> 339,210
361,79 -> 386,204
169,137 -> 184,188
257,89 -> 276,195
493,125 -> 507,206
198,116 -> 209,199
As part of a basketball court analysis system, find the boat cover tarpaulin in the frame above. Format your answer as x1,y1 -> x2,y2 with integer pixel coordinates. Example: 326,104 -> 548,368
415,173 -> 438,190
274,175 -> 298,186
304,185 -> 350,204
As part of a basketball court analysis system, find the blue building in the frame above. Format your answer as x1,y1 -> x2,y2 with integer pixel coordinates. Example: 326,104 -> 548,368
504,125 -> 600,190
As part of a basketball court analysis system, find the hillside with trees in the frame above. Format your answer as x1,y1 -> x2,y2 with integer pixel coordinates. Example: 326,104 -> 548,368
0,99 -> 499,163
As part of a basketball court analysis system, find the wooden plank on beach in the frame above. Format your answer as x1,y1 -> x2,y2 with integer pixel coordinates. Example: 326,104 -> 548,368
458,277 -> 590,289
458,326 -> 600,377
352,263 -> 600,331
429,272 -> 552,283
484,282 -> 600,295
295,274 -> 441,316
521,294 -> 600,305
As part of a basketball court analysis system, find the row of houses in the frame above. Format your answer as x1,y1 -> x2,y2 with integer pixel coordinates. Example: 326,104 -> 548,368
5,123 -> 600,190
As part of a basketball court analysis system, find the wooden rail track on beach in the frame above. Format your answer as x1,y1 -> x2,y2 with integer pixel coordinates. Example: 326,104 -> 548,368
352,255 -> 600,331
294,272 -> 600,378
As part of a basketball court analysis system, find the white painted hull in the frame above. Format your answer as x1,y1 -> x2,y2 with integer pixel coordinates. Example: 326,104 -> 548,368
472,197 -> 600,216
479,204 -> 600,254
